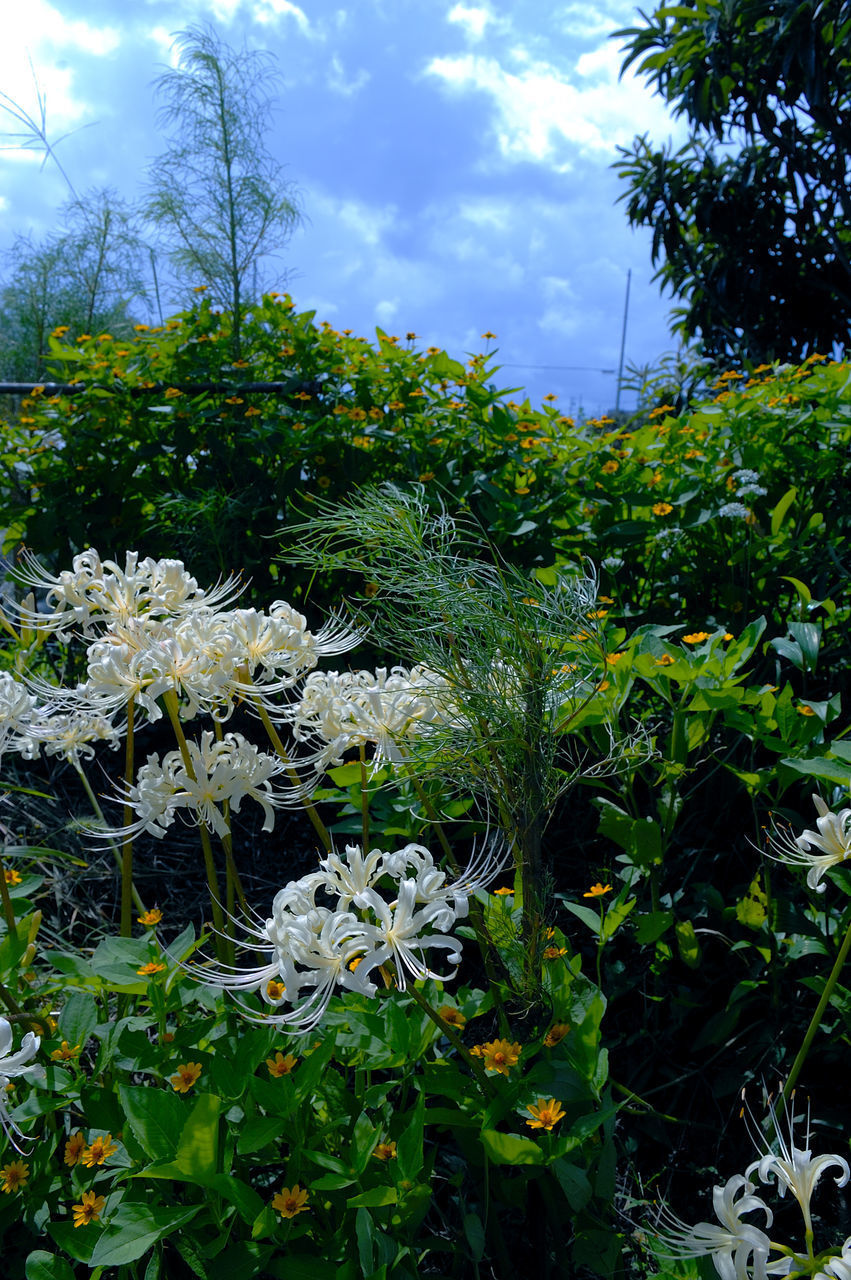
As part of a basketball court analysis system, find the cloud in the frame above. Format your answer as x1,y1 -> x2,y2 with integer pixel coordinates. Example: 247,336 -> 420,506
327,55 -> 370,96
252,0 -> 311,33
447,4 -> 493,41
425,46 -> 682,169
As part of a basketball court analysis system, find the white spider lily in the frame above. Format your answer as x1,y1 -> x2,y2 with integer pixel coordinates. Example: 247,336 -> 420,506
186,839 -> 504,1031
289,665 -> 450,768
24,708 -> 121,762
767,794 -> 851,892
90,731 -> 293,841
0,672 -> 38,758
650,1173 -> 773,1280
0,1017 -> 40,1152
13,549 -> 242,636
746,1096 -> 850,1237
820,1239 -> 851,1279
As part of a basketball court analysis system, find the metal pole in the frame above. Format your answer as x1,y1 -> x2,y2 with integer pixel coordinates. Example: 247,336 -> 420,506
615,268 -> 632,415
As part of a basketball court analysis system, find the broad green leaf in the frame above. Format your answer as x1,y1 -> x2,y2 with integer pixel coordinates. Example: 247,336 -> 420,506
347,1186 -> 398,1208
479,1129 -> 544,1165
770,487 -> 797,535
25,1252 -> 76,1280
553,1158 -> 593,1211
736,877 -> 768,929
118,1085 -> 185,1161
144,1091 -> 220,1179
634,910 -> 674,944
58,992 -> 99,1052
88,1204 -> 202,1267
675,920 -> 701,968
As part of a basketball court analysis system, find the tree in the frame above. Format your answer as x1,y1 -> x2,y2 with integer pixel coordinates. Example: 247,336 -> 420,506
0,189 -> 148,381
145,24 -> 302,359
613,0 -> 851,365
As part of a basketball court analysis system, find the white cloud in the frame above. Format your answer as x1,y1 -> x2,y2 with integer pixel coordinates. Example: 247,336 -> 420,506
425,48 -> 682,167
447,4 -> 493,41
327,55 -> 370,96
253,0 -> 310,33
375,298 -> 399,327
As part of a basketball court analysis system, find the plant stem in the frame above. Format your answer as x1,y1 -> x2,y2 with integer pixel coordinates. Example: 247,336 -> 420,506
74,762 -> 146,914
246,684 -> 332,852
120,697 -> 136,937
781,910 -> 851,1104
405,983 -> 496,1096
0,850 -> 18,934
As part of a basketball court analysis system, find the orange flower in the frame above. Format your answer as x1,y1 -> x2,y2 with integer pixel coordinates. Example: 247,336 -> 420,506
137,908 -> 162,926
543,945 -> 567,960
170,1062 -> 202,1094
797,704 -> 816,717
682,631 -> 710,644
72,1190 -> 106,1227
605,652 -> 624,666
266,1052 -> 298,1077
543,1023 -> 570,1048
654,654 -> 675,667
525,1098 -> 566,1131
601,460 -> 619,474
437,1005 -> 467,1028
64,1131 -> 86,1166
1,1160 -> 29,1193
81,1134 -> 117,1167
493,886 -> 513,896
3,868 -> 21,886
652,502 -> 673,515
137,961 -> 166,976
373,1141 -> 397,1160
266,979 -> 286,1001
480,1039 -> 522,1075
583,883 -> 611,898
272,1184 -> 309,1218
50,1041 -> 81,1061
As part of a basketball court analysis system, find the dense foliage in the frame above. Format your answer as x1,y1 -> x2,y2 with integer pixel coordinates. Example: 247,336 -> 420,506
614,0 -> 851,364
0,299 -> 849,1278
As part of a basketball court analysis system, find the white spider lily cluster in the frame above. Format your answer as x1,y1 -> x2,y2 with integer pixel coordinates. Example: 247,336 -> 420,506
188,839 -> 506,1031
650,1097 -> 851,1279
91,731 -> 292,840
768,794 -> 851,893
288,665 -> 452,769
0,1017 -> 40,1152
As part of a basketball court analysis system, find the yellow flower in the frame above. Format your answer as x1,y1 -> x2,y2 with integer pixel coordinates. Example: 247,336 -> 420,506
652,502 -> 673,515
480,1039 -> 522,1075
72,1190 -> 106,1227
266,1052 -> 298,1077
272,1184 -> 309,1218
437,1005 -> 467,1028
419,471 -> 435,482
64,1131 -> 85,1166
648,404 -> 675,418
605,652 -> 624,666
317,475 -> 332,489
481,331 -> 497,340
50,1041 -> 81,1061
170,1062 -> 202,1093
682,631 -> 710,644
137,961 -> 166,976
1,1160 -> 29,1193
583,883 -> 611,898
543,1023 -> 570,1048
266,979 -> 286,1000
797,704 -> 816,717
543,945 -> 567,960
654,654 -> 675,666
601,460 -> 619,474
138,908 -> 162,926
723,632 -> 735,641
3,868 -> 21,886
81,1134 -> 118,1167
363,582 -> 379,598
373,1141 -> 397,1160
525,1098 -> 566,1131
493,886 -> 513,896
163,387 -> 183,399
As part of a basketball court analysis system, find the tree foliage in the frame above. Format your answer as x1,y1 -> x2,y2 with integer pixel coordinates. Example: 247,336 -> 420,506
614,0 -> 851,365
0,189 -> 147,381
145,24 -> 302,358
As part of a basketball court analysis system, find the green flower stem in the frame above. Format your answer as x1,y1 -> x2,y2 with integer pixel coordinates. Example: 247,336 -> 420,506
120,697 -> 136,938
0,850 -> 18,935
73,762 -> 146,915
405,983 -> 496,1097
358,745 -> 370,853
0,981 -> 51,1035
245,682 -> 332,853
161,691 -> 227,955
211,720 -> 248,920
781,910 -> 851,1105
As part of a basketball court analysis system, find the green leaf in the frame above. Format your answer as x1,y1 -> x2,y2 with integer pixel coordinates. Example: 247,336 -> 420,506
347,1186 -> 398,1208
463,1212 -> 486,1263
118,1085 -> 185,1161
675,919 -> 701,968
396,1090 -> 425,1182
634,910 -> 674,944
144,1092 -> 220,1180
479,1129 -> 544,1165
58,992 -> 99,1052
770,487 -> 797,535
602,896 -> 636,941
736,876 -> 768,929
25,1253 -> 76,1280
88,1204 -> 202,1267
553,1158 -> 593,1211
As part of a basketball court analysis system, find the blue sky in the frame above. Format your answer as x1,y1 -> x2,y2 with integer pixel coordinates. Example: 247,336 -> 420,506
0,0 -> 686,414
